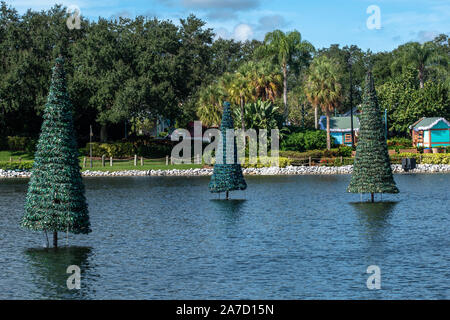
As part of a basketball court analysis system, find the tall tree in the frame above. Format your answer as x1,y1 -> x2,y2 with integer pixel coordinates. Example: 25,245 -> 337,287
304,55 -> 342,149
256,30 -> 314,119
0,3 -> 86,139
240,61 -> 282,102
393,41 -> 445,89
319,44 -> 366,113
209,102 -> 247,200
221,71 -> 253,130
22,57 -> 91,247
347,72 -> 399,202
196,82 -> 225,127
377,68 -> 449,134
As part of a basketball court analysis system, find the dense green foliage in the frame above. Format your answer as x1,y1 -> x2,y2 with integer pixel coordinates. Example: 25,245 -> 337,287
82,139 -> 174,158
84,142 -> 135,158
397,153 -> 450,164
22,58 -> 90,236
280,146 -> 349,159
281,130 -> 333,152
209,102 -> 247,194
233,100 -> 283,131
0,161 -> 33,170
348,73 -> 398,194
4,136 -> 37,153
241,156 -> 292,168
0,2 -> 448,151
387,137 -> 413,150
377,69 -> 449,134
0,3 -> 259,144
255,29 -> 315,118
304,55 -> 342,149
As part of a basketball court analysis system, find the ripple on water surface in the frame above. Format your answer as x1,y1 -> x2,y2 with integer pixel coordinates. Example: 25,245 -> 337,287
0,174 -> 449,299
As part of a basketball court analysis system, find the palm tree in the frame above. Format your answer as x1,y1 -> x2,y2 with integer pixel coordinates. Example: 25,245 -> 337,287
239,61 -> 283,103
221,71 -> 254,130
196,83 -> 225,127
395,41 -> 445,88
234,100 -> 282,132
304,55 -> 342,150
256,30 -> 314,119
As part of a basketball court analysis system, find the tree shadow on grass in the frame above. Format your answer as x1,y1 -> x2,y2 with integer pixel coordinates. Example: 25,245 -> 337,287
24,246 -> 94,299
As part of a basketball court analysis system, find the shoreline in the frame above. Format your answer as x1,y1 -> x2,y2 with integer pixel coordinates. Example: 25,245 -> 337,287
1,164 -> 449,179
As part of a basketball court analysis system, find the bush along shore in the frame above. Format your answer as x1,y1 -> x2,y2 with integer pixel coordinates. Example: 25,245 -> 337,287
1,164 -> 450,178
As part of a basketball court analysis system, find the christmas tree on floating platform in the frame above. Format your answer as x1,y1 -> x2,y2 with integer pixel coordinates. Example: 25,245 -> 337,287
22,57 -> 91,247
347,71 -> 398,202
209,102 -> 247,199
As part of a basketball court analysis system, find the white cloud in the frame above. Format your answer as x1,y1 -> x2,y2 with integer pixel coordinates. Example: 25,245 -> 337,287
233,23 -> 253,41
417,30 -> 440,43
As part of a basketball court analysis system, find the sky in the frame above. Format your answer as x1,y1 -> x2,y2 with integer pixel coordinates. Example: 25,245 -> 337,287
9,0 -> 450,52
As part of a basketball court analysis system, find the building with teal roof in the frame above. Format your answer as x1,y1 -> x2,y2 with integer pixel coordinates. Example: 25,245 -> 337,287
409,117 -> 450,148
319,116 -> 360,146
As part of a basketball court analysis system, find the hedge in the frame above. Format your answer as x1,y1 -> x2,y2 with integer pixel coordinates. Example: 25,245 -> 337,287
387,137 -> 412,148
241,157 -> 293,168
281,130 -> 334,152
280,147 -> 351,159
5,136 -> 37,153
0,161 -> 34,170
81,140 -> 175,158
397,153 -> 450,164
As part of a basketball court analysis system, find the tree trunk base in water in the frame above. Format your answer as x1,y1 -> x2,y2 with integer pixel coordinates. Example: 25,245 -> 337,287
371,193 -> 374,203
53,231 -> 58,248
226,191 -> 229,200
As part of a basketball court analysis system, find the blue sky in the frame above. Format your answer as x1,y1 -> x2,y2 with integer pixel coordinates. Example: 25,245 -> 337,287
9,0 -> 450,52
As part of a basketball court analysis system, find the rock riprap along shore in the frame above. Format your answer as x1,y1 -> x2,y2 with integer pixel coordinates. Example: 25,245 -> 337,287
1,164 -> 450,178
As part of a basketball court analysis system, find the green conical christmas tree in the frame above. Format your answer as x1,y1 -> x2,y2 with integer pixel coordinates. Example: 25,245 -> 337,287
209,102 -> 247,199
347,72 -> 398,202
22,57 -> 90,247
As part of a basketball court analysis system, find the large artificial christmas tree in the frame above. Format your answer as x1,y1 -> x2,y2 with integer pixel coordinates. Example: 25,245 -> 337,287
209,102 -> 247,199
22,57 -> 90,247
347,72 -> 398,202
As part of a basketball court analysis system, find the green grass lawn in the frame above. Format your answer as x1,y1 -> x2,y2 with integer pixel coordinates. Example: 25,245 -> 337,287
0,150 -> 34,161
0,150 -> 202,171
81,159 -> 202,172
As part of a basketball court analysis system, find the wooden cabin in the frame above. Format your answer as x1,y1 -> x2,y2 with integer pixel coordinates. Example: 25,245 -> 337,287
409,117 -> 450,148
319,116 -> 360,146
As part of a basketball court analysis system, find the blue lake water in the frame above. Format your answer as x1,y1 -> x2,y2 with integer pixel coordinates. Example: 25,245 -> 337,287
0,174 -> 449,299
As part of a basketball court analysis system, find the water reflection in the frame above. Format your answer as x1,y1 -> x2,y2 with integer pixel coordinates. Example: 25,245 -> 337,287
24,246 -> 94,299
210,198 -> 245,215
351,201 -> 398,242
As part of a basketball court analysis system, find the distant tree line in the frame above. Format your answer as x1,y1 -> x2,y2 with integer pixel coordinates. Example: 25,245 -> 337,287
0,2 -> 260,144
0,1 -> 448,148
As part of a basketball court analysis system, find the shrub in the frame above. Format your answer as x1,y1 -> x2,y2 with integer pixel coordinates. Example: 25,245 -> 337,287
158,131 -> 169,138
337,145 -> 352,157
84,142 -> 134,158
0,136 -> 7,150
280,149 -> 339,159
241,156 -> 292,168
397,153 -> 450,164
281,130 -> 334,152
387,137 -> 412,149
83,139 -> 175,159
6,136 -> 37,153
0,161 -> 34,171
135,142 -> 173,158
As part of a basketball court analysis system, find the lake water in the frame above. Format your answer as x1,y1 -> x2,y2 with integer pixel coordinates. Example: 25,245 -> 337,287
0,174 -> 449,299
